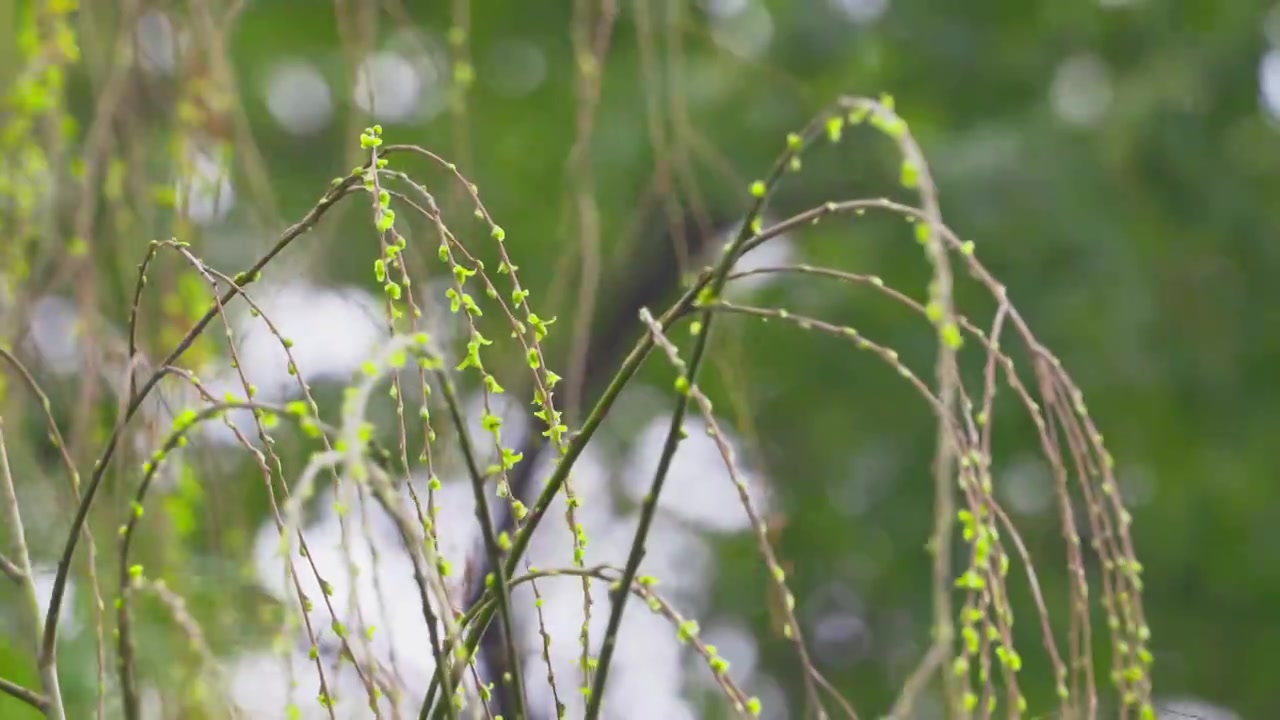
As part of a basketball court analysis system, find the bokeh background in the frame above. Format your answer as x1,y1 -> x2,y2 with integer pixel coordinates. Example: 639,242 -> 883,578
1,0 -> 1278,718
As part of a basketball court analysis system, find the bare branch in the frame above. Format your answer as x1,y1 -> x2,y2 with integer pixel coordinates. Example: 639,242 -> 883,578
0,419 -> 67,719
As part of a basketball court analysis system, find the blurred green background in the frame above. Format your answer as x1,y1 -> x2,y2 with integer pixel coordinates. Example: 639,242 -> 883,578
2,0 -> 1278,718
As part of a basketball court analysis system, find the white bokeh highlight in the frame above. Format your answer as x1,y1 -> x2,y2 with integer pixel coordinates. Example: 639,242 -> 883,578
135,11 -> 180,76
354,51 -> 424,123
1156,698 -> 1242,720
620,414 -> 771,534
700,0 -> 751,18
230,478 -> 481,717
26,294 -> 86,375
829,0 -> 890,25
1259,49 -> 1280,122
486,40 -> 548,98
353,47 -> 448,124
228,282 -> 382,390
1051,53 -> 1113,127
32,565 -> 80,638
707,1 -> 775,60
180,147 -> 235,225
263,60 -> 334,135
999,452 -> 1054,516
726,225 -> 797,299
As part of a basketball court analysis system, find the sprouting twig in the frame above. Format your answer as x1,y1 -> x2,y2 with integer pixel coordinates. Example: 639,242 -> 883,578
40,167 -> 368,698
639,308 -> 854,719
585,95 -> 870,720
436,365 -> 529,719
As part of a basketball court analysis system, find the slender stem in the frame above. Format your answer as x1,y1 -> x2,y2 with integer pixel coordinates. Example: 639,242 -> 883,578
0,676 -> 49,714
433,136 -> 935,717
582,268 -> 721,719
426,281 -> 700,720
437,369 -> 528,718
0,420 -> 67,720
583,335 -> 701,718
37,176 -> 360,677
0,552 -> 23,583
434,191 -> 877,714
584,94 -> 828,720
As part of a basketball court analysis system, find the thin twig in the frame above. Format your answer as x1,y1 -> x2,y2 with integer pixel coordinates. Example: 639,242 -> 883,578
586,93 -> 860,720
0,419 -> 66,720
0,552 -> 24,583
436,367 -> 529,719
39,170 -> 365,688
0,676 -> 49,715
639,308 -> 854,719
447,198 -> 921,709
